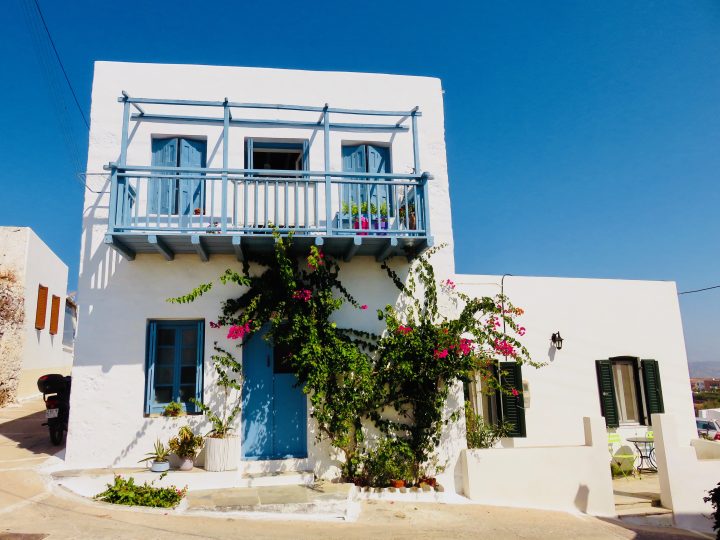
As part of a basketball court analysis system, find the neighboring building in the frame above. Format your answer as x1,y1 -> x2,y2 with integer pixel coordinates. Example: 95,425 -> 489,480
690,378 -> 720,392
0,227 -> 75,404
66,62 -> 696,509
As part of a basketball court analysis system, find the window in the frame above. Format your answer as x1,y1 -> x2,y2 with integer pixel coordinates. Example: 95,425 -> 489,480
49,295 -> 61,335
145,320 -> 204,414
35,285 -> 48,330
341,144 -> 392,216
465,361 -> 526,438
150,138 -> 207,215
596,357 -> 665,427
246,140 -> 308,174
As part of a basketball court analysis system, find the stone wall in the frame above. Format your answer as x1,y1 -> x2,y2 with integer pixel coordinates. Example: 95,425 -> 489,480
0,268 -> 25,405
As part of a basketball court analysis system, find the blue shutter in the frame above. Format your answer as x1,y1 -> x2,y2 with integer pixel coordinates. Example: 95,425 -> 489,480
341,145 -> 366,216
193,320 -> 204,413
145,321 -> 158,414
178,138 -> 206,219
367,145 -> 391,216
150,138 -> 178,214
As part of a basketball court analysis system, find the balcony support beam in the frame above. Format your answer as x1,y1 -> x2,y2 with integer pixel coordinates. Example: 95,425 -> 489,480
104,234 -> 135,261
376,237 -> 398,263
191,235 -> 209,262
344,236 -> 362,262
232,236 -> 244,262
148,235 -> 174,261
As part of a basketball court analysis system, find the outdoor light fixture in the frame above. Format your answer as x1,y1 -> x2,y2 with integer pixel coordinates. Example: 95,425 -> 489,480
551,332 -> 564,350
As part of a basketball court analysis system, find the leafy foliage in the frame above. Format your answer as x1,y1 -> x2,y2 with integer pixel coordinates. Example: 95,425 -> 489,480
138,439 -> 171,463
464,401 -> 513,449
170,232 -> 536,482
358,438 -> 415,487
190,344 -> 242,438
94,474 -> 187,508
168,426 -> 204,459
162,402 -> 184,417
373,246 -> 536,478
704,482 -> 720,539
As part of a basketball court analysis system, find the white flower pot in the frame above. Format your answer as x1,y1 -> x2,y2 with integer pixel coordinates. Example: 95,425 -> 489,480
204,435 -> 240,472
150,460 -> 170,473
178,457 -> 194,471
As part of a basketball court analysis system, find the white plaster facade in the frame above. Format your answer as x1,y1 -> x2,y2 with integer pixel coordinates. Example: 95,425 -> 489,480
68,62 -> 698,522
0,227 -> 74,402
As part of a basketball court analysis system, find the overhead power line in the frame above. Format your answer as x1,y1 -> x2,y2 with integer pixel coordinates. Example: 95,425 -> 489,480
678,285 -> 720,295
32,0 -> 89,129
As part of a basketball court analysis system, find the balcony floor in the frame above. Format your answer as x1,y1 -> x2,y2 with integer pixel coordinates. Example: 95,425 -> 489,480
105,232 -> 432,263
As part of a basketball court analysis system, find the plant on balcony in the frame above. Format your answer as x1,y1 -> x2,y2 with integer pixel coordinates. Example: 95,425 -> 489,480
398,202 -> 416,230
341,201 -> 389,234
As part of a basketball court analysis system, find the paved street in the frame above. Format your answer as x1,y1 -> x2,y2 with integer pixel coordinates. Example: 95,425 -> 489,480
0,397 -> 711,539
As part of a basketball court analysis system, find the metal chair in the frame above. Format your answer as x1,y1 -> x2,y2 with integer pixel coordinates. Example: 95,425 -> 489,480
608,433 -> 636,479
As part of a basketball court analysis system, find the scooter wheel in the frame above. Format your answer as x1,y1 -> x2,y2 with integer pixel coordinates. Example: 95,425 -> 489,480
49,424 -> 64,445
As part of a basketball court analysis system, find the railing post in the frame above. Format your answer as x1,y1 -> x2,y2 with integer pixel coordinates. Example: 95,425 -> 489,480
421,172 -> 432,238
107,165 -> 119,233
411,107 -> 420,174
222,99 -> 229,234
323,105 -> 332,235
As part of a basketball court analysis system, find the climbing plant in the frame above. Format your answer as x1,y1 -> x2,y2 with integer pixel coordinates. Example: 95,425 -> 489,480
169,233 -> 537,482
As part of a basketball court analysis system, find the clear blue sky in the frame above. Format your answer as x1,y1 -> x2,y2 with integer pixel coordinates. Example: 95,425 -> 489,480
2,1 -> 719,365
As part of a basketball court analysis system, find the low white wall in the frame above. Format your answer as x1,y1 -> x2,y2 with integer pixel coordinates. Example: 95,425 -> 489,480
461,416 -> 615,516
653,413 -> 720,533
698,409 -> 720,422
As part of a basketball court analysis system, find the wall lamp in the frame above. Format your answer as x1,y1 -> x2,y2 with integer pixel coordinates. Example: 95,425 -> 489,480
551,332 -> 564,350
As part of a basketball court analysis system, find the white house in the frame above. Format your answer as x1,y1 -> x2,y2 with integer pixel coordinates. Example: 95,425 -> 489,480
67,62 -> 700,522
0,227 -> 75,404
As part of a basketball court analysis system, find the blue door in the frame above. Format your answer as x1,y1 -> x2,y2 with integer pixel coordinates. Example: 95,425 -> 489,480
178,138 -> 206,225
242,328 -> 307,460
150,138 -> 178,215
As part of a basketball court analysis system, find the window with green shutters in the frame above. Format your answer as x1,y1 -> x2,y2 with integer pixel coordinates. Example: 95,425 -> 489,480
499,362 -> 526,437
595,357 -> 665,427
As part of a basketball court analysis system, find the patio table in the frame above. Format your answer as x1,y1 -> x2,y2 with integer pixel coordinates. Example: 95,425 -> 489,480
626,436 -> 657,472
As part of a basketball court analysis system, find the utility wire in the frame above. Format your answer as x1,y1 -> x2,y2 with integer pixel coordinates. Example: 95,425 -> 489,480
32,0 -> 89,129
678,285 -> 720,296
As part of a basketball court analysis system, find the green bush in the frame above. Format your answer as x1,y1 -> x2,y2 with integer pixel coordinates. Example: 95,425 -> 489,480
360,438 -> 415,487
94,474 -> 187,508
704,482 -> 720,539
465,401 -> 513,449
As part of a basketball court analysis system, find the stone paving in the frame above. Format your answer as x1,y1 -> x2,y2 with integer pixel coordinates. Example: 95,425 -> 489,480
0,396 -> 713,539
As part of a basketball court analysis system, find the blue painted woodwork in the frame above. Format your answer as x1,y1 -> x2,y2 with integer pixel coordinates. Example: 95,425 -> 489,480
145,320 -> 204,415
242,327 -> 307,460
178,138 -> 206,225
150,138 -> 178,214
341,144 -> 391,214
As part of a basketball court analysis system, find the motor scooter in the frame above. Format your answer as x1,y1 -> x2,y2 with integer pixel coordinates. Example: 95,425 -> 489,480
37,374 -> 71,445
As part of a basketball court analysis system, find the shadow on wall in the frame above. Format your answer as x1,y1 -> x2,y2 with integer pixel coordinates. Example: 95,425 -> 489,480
574,484 -> 590,513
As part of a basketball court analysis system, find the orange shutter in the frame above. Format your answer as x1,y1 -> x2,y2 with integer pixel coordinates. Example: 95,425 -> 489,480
49,295 -> 61,335
35,285 -> 48,330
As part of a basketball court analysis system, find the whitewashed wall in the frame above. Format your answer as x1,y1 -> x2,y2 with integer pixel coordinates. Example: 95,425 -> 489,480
68,63 -> 458,486
0,227 -> 72,400
454,274 -> 696,447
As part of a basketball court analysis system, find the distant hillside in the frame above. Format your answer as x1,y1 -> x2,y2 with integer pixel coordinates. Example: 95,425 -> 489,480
689,361 -> 720,379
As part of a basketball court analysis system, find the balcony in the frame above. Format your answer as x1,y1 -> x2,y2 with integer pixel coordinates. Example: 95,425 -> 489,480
104,95 -> 433,262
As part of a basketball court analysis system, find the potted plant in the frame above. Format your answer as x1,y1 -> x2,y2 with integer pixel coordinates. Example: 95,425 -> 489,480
191,344 -> 242,472
168,426 -> 204,471
162,401 -> 184,417
139,439 -> 171,473
398,202 -> 416,230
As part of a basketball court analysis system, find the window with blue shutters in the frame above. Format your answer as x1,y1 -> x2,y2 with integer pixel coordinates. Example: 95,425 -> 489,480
149,138 -> 206,216
341,144 -> 392,218
145,320 -> 204,415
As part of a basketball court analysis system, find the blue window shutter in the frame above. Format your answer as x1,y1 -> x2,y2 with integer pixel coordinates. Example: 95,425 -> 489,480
178,139 -> 206,217
341,145 -> 366,213
246,138 -> 254,169
145,321 -> 158,414
150,138 -> 178,214
367,145 -> 391,216
193,320 -> 204,413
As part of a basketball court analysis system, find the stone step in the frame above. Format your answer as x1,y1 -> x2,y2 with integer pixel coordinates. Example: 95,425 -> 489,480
616,505 -> 672,517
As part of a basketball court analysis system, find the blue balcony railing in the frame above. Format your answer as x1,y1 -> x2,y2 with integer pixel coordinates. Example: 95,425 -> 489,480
103,93 -> 433,262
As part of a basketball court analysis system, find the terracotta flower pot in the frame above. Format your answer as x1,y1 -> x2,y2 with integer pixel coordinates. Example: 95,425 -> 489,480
391,479 -> 405,488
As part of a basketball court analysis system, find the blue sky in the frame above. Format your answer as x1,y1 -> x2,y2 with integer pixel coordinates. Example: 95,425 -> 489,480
2,1 -> 719,364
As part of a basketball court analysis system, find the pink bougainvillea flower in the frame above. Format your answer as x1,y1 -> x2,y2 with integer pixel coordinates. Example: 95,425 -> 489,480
397,325 -> 413,335
518,326 -> 526,336
209,321 -> 220,329
292,289 -> 312,302
227,321 -> 252,340
434,348 -> 449,359
493,338 -> 515,357
360,304 -> 368,310
511,388 -> 519,397
458,338 -> 474,356
442,278 -> 456,290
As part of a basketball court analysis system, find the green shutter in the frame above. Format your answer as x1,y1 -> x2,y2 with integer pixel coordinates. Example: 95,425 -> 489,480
499,362 -> 526,437
641,359 -> 664,424
596,360 -> 619,428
